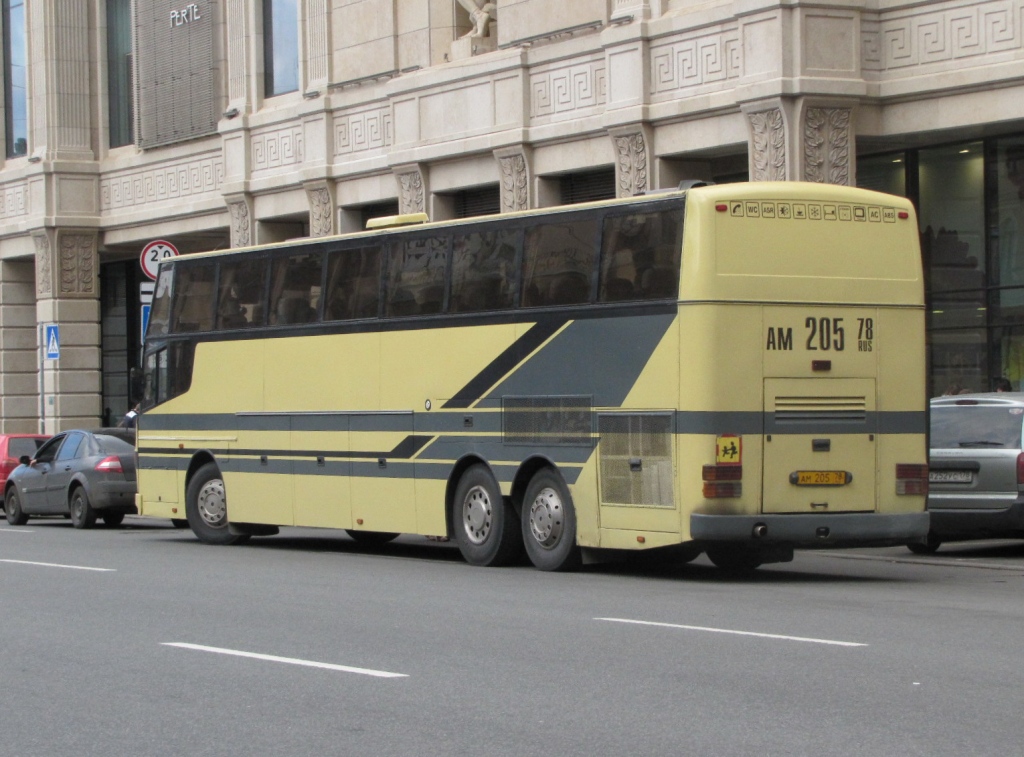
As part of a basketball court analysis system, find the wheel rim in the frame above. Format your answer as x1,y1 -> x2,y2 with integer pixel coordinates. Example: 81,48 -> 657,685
528,486 -> 563,549
71,494 -> 83,521
461,485 -> 492,545
197,478 -> 227,528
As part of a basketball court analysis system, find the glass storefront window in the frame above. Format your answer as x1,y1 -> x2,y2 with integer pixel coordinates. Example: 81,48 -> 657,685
856,153 -> 906,197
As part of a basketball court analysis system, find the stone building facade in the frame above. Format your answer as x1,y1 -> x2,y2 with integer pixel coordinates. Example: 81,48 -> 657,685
1,0 -> 1024,432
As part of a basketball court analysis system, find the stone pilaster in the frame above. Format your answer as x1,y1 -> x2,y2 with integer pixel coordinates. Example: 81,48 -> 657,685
800,104 -> 855,186
610,125 -> 653,197
0,260 -> 43,432
610,0 -> 664,22
494,146 -> 532,213
27,0 -> 95,161
305,182 -> 336,237
394,164 -> 428,216
226,0 -> 256,113
35,230 -> 101,433
226,195 -> 256,248
304,0 -> 331,95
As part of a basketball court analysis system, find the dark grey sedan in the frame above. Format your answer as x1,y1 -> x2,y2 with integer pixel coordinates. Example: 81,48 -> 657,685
922,393 -> 1024,552
3,428 -> 137,528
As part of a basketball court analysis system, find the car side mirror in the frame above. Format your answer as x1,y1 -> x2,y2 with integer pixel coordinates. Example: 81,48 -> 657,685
19,455 -> 31,466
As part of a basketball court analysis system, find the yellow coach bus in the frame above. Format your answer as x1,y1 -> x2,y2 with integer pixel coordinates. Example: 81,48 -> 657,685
135,182 -> 929,572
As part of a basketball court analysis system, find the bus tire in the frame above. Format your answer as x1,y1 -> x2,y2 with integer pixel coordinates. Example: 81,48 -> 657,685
346,530 -> 399,545
521,468 -> 581,572
452,464 -> 522,567
705,545 -> 763,574
186,463 -> 248,546
5,488 -> 28,526
907,533 -> 941,555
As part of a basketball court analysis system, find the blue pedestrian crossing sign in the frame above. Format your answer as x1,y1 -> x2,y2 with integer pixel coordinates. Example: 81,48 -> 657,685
44,324 -> 60,360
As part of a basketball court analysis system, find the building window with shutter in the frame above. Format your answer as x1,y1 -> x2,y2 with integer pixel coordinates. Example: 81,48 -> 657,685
264,0 -> 299,97
107,0 -> 134,148
2,0 -> 27,158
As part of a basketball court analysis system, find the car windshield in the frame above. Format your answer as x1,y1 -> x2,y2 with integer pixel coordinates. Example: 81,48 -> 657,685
931,406 -> 1024,448
94,435 -> 135,453
8,438 -> 44,458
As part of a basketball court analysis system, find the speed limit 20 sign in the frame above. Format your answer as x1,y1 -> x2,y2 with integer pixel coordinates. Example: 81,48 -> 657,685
140,240 -> 179,280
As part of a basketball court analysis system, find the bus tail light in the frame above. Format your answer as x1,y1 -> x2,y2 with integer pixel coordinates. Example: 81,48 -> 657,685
95,456 -> 124,473
895,463 -> 928,495
703,464 -> 741,498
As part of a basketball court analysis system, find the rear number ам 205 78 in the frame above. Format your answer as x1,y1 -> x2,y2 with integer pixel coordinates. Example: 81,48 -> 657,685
765,317 -> 875,353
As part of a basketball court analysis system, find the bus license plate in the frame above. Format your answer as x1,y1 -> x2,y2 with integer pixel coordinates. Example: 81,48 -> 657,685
929,470 -> 972,483
793,470 -> 848,486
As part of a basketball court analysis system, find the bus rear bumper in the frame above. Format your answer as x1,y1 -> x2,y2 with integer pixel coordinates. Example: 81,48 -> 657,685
690,511 -> 930,549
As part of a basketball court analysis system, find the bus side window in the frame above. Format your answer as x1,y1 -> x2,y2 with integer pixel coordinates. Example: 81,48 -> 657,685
386,235 -> 450,317
269,251 -> 323,325
325,245 -> 382,321
522,217 -> 599,307
148,267 -> 173,338
217,258 -> 268,330
170,263 -> 216,333
450,228 -> 519,313
600,208 -> 684,302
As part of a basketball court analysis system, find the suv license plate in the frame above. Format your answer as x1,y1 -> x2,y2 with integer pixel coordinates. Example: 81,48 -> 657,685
929,470 -> 972,483
792,471 -> 849,486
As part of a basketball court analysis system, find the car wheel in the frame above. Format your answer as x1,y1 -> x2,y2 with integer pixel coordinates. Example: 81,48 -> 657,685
102,511 -> 125,527
186,463 -> 248,545
69,488 -> 97,529
907,533 -> 942,555
5,487 -> 28,526
521,468 -> 581,572
451,464 -> 522,567
705,545 -> 763,574
345,530 -> 399,545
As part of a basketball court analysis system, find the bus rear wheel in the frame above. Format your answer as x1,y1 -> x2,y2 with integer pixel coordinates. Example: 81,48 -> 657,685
452,464 -> 522,567
186,463 -> 249,546
521,469 -> 581,572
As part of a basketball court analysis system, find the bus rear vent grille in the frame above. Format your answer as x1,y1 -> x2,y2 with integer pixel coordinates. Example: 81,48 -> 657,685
503,396 -> 592,446
598,413 -> 674,507
774,395 -> 868,423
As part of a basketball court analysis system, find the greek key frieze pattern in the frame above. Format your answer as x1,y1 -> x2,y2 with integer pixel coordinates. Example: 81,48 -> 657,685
252,125 -> 305,172
650,29 -> 742,95
530,60 -> 607,118
334,107 -> 393,156
0,183 -> 28,219
100,157 -> 223,211
863,0 -> 1024,73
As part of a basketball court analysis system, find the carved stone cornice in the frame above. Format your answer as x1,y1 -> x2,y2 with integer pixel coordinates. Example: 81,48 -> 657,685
747,107 -> 787,182
803,107 -> 852,186
394,165 -> 427,215
610,126 -> 651,197
494,146 -> 531,213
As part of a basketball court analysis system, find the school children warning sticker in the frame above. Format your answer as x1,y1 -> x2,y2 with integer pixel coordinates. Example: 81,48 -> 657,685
716,435 -> 742,465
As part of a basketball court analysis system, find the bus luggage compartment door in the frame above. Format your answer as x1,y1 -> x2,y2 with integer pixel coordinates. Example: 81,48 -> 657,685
762,378 -> 876,514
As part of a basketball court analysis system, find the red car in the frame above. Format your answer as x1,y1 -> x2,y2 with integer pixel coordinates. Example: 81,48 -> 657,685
0,434 -> 49,489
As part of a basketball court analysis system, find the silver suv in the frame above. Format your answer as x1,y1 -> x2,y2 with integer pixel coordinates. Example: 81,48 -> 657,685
923,393 -> 1024,553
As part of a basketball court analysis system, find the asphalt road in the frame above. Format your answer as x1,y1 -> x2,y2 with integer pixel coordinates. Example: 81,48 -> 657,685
1,517 -> 1022,757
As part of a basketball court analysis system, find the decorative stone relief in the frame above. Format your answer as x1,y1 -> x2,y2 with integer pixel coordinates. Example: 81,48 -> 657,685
456,0 -> 497,38
33,232 -> 53,297
530,59 -> 607,118
100,155 -> 224,211
496,149 -> 530,212
650,28 -> 742,95
395,167 -> 427,215
252,126 -> 304,172
612,130 -> 649,197
58,233 -> 97,296
748,108 -> 787,182
334,106 -> 393,156
307,185 -> 335,237
1,182 -> 29,220
804,108 -> 852,185
228,199 -> 252,248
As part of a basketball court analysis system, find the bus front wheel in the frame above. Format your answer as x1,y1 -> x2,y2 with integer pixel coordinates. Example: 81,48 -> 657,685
186,463 -> 249,546
452,464 -> 522,567
521,469 -> 581,572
